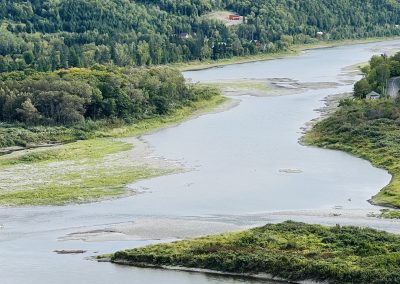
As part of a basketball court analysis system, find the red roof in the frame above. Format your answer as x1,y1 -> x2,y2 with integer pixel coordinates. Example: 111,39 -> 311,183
229,15 -> 240,20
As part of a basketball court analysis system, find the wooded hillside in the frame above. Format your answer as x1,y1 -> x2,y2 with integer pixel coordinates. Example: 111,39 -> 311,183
0,0 -> 399,72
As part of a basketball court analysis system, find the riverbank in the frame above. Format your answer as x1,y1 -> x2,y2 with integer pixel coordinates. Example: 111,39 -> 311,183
104,221 -> 400,284
304,98 -> 400,209
0,95 -> 229,206
173,37 -> 400,72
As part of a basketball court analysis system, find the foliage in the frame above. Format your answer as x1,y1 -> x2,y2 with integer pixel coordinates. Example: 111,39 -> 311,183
0,1 -> 399,72
109,221 -> 400,284
0,95 -> 225,205
305,97 -> 400,208
354,52 -> 400,97
369,209 -> 400,219
0,66 -> 211,126
0,90 -> 223,148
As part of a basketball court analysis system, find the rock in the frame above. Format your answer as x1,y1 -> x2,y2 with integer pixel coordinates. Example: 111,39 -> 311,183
279,168 -> 303,174
53,249 -> 87,254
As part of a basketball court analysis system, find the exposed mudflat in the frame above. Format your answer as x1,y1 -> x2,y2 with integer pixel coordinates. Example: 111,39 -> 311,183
207,78 -> 341,97
60,207 -> 400,243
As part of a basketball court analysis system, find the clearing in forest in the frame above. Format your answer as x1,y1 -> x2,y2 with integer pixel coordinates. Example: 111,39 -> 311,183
202,10 -> 243,26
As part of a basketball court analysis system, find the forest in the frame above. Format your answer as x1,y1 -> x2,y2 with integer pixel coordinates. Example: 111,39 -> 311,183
0,66 -> 217,125
354,51 -> 400,98
0,0 -> 399,72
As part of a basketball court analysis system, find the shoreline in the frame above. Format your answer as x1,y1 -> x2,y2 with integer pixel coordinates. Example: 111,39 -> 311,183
106,261 -> 316,284
175,37 -> 400,72
64,207 -> 400,243
101,220 -> 400,284
0,95 -> 235,207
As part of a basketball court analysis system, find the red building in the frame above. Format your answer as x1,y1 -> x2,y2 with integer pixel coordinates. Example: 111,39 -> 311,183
229,15 -> 240,21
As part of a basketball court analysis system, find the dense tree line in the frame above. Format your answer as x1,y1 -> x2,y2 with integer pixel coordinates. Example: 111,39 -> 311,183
354,52 -> 400,98
0,0 -> 399,72
0,66 -> 218,125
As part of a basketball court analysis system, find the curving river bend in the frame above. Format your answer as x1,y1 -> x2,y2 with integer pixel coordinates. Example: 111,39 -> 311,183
1,40 -> 400,284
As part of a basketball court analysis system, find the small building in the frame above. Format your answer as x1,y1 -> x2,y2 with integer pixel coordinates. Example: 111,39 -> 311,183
229,15 -> 240,21
366,91 -> 381,100
179,33 -> 192,39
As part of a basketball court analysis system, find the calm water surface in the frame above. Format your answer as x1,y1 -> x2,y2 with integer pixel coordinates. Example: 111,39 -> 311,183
1,40 -> 399,284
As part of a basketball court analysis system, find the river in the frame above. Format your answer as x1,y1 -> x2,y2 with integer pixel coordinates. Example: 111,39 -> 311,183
1,40 -> 400,284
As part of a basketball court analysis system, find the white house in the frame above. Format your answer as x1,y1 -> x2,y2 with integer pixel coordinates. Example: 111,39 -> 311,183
366,91 -> 380,100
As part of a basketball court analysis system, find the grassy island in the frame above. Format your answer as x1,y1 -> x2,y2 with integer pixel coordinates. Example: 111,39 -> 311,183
107,221 -> 400,284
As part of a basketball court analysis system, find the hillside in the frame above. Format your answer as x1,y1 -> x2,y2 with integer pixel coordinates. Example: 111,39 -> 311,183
0,0 -> 399,72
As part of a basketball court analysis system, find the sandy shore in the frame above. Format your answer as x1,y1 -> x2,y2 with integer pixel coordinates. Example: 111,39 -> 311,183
61,207 -> 400,243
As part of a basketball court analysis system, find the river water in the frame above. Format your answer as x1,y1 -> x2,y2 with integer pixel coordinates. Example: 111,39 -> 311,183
1,40 -> 400,284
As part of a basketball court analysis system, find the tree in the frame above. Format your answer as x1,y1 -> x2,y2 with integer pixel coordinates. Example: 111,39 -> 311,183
354,78 -> 371,99
0,56 -> 8,72
16,98 -> 41,124
200,44 -> 212,60
375,63 -> 391,93
23,51 -> 34,65
137,41 -> 150,66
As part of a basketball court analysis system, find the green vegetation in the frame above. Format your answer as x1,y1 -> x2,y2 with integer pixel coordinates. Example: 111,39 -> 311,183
108,221 -> 400,284
0,66 -> 220,147
0,94 -> 226,206
305,98 -> 400,208
0,138 -> 131,168
175,37 -> 400,72
0,66 -> 210,124
0,167 -> 163,206
0,20 -> 226,205
369,209 -> 400,219
354,51 -> 400,98
305,52 -> 400,208
0,0 -> 399,72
